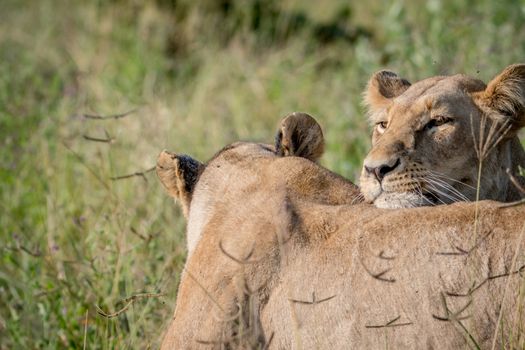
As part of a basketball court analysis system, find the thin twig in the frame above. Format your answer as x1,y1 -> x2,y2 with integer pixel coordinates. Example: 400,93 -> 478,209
184,268 -> 226,314
196,339 -> 232,345
436,250 -> 467,256
490,222 -> 525,350
263,332 -> 275,350
15,245 -> 42,257
289,292 -> 337,305
507,168 -> 525,194
218,241 -> 258,264
96,292 -> 165,319
83,109 -> 137,120
62,142 -> 112,193
432,313 -> 471,322
197,326 -> 275,348
360,258 -> 396,283
378,250 -> 396,260
129,227 -> 161,242
456,318 -> 482,350
211,303 -> 242,323
499,199 -> 525,208
492,172 -> 525,210
436,230 -> 493,256
432,294 -> 472,322
365,315 -> 413,328
433,293 -> 481,349
5,244 -> 42,257
110,166 -> 155,182
82,134 -> 114,143
445,264 -> 525,297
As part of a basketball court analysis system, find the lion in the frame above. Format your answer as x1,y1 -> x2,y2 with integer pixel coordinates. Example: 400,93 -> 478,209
360,64 -> 525,209
157,113 -> 525,349
157,113 -> 359,256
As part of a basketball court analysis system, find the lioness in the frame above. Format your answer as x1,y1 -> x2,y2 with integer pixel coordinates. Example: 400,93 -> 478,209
360,64 -> 525,208
157,114 -> 525,349
157,113 -> 359,256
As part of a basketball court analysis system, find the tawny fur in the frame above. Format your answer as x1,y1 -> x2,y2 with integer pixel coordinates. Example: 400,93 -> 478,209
361,64 -> 525,209
157,127 -> 525,349
275,112 -> 325,162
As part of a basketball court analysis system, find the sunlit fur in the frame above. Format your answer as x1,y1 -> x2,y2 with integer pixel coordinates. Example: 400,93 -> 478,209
157,136 -> 525,349
360,64 -> 525,209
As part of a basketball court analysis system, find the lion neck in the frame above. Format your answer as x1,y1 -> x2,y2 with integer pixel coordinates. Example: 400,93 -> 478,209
478,137 -> 525,202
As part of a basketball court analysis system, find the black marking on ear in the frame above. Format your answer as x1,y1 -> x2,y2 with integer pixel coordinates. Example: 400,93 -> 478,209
274,112 -> 325,161
290,127 -> 300,155
259,144 -> 274,153
275,130 -> 286,157
178,155 -> 203,194
376,71 -> 411,99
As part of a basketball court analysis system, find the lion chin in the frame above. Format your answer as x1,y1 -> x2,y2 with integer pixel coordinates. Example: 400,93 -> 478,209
373,191 -> 432,209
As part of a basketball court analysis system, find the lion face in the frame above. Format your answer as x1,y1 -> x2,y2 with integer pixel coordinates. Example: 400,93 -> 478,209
360,65 -> 525,209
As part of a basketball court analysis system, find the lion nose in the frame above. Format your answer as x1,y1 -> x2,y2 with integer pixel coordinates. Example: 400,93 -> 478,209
364,158 -> 400,182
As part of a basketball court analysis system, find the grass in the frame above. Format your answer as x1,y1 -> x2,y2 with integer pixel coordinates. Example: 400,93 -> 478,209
0,0 -> 525,348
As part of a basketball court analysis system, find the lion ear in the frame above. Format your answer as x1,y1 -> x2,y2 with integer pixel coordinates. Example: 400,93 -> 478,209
156,150 -> 204,218
481,64 -> 525,135
275,112 -> 325,162
364,70 -> 411,118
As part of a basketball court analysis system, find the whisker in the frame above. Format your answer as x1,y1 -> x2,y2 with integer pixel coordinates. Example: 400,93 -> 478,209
426,170 -> 477,190
351,192 -> 365,204
413,186 -> 429,207
413,184 -> 425,204
415,178 -> 448,205
423,173 -> 469,197
425,184 -> 460,204
427,179 -> 470,203
426,176 -> 471,202
425,180 -> 466,204
415,183 -> 441,206
432,178 -> 471,202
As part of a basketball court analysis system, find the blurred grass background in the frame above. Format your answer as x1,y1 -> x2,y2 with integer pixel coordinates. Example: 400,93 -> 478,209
1,0 -> 525,348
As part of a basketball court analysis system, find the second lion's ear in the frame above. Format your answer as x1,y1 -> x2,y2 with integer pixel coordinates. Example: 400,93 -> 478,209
156,150 -> 204,218
479,64 -> 525,136
275,112 -> 325,162
364,70 -> 411,117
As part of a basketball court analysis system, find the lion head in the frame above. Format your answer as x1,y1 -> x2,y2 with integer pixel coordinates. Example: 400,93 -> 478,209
156,113 -> 360,349
156,112 -> 359,255
360,64 -> 525,209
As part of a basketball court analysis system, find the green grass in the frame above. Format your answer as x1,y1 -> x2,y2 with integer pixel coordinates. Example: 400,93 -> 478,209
1,0 -> 525,348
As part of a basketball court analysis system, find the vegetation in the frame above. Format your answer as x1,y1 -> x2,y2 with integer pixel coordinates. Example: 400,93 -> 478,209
1,0 -> 524,348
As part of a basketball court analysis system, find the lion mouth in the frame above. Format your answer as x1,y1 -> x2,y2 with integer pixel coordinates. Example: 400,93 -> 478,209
372,190 -> 437,209
363,175 -> 444,208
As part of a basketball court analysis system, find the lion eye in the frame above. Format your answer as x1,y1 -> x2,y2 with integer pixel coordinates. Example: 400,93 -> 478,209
376,121 -> 388,134
425,116 -> 452,130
